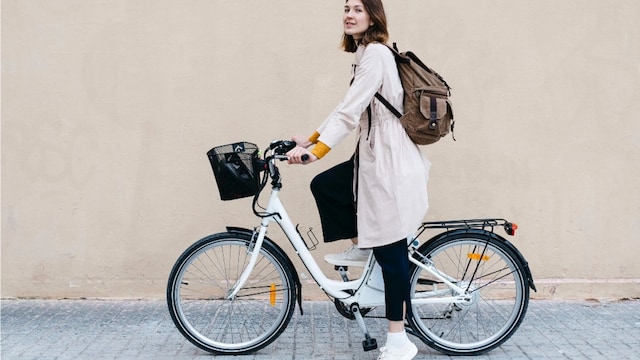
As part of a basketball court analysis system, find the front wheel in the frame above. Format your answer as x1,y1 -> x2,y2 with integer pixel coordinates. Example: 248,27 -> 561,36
408,231 -> 530,355
167,232 -> 297,355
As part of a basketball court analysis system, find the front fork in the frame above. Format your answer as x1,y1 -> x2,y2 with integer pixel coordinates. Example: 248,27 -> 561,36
226,222 -> 270,300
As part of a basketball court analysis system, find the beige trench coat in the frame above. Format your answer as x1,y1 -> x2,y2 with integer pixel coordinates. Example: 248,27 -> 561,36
315,43 -> 430,248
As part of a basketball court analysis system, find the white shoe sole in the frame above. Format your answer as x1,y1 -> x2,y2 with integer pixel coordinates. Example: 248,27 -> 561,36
378,342 -> 418,360
323,257 -> 367,267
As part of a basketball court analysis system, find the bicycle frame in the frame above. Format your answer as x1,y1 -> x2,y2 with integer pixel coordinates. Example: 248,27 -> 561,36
227,185 -> 472,308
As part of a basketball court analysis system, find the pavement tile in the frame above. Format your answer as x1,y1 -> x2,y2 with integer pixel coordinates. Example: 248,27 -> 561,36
1,299 -> 639,359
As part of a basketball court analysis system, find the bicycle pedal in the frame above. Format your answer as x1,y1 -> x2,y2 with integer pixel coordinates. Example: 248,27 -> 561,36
362,337 -> 377,352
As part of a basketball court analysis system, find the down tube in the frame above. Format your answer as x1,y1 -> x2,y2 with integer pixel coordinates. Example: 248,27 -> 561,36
268,192 -> 353,298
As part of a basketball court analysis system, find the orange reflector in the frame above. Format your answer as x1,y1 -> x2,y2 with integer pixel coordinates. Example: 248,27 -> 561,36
468,253 -> 490,261
270,283 -> 276,306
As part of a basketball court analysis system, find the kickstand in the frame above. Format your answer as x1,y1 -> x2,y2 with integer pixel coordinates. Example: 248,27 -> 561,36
351,303 -> 377,352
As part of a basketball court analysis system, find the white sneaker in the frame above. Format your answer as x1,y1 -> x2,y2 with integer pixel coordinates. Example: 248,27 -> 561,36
377,341 -> 418,360
324,245 -> 371,267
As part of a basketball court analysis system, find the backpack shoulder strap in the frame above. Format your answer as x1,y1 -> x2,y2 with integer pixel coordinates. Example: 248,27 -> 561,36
373,43 -> 405,118
374,92 -> 402,118
384,43 -> 410,64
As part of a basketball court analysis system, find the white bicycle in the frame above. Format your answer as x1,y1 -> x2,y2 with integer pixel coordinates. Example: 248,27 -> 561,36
167,140 -> 536,356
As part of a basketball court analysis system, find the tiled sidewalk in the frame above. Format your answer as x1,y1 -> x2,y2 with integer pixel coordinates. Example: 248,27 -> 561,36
1,299 -> 639,359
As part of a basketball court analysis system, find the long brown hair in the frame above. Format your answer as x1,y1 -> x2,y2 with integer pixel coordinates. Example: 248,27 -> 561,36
341,0 -> 389,53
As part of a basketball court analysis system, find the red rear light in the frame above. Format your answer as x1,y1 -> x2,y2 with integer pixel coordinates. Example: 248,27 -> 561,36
504,222 -> 518,236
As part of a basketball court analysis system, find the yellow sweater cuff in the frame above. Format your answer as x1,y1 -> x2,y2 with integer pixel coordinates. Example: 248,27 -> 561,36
309,131 -> 320,144
310,141 -> 331,159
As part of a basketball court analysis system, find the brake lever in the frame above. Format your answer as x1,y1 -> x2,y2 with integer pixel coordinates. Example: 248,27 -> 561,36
270,140 -> 297,155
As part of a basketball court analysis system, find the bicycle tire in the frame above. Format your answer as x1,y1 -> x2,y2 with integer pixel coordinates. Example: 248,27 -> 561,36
167,232 -> 297,354
408,230 -> 530,355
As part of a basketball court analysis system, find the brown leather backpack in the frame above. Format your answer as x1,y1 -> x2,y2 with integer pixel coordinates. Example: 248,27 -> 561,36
376,43 -> 455,145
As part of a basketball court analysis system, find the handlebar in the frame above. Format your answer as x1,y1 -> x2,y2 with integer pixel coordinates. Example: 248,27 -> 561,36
266,140 -> 309,163
269,140 -> 297,155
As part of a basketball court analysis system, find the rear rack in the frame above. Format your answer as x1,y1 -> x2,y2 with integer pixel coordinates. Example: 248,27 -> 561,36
416,218 -> 518,237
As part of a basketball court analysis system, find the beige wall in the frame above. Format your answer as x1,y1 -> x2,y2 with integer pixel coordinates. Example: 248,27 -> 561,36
2,0 -> 639,300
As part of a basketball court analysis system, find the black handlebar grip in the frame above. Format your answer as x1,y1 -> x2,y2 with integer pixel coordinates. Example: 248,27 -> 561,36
301,154 -> 309,162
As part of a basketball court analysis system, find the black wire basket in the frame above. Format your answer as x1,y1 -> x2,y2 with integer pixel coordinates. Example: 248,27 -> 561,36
207,142 -> 261,201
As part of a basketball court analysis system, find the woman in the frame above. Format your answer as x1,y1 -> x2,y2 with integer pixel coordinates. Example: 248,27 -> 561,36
287,1 -> 429,359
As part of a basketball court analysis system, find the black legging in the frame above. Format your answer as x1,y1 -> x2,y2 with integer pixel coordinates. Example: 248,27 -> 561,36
310,158 -> 357,243
373,239 -> 412,321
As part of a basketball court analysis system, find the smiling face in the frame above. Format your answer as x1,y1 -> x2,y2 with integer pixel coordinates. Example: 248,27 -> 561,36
343,0 -> 372,40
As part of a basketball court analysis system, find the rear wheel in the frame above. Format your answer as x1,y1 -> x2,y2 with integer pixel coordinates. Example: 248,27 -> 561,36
167,232 -> 296,354
408,232 -> 529,355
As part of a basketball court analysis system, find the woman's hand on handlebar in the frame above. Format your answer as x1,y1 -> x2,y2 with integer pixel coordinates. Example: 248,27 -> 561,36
286,146 -> 317,165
